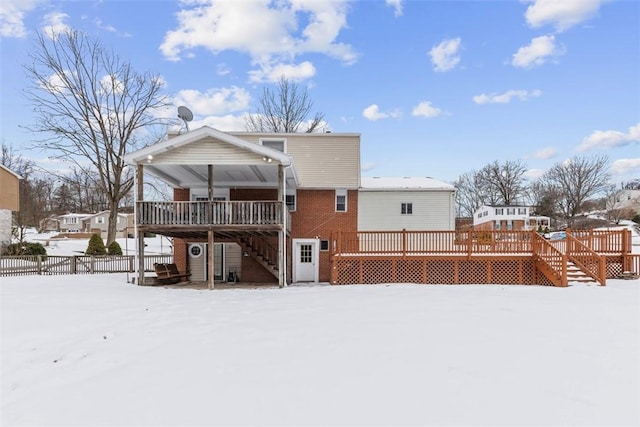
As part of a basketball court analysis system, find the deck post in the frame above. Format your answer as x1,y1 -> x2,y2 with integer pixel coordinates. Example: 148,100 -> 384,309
278,164 -> 286,288
136,164 -> 145,285
208,229 -> 215,290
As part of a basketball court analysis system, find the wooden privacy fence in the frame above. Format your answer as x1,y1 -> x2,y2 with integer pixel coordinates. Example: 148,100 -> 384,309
331,229 -> 633,286
0,255 -> 173,277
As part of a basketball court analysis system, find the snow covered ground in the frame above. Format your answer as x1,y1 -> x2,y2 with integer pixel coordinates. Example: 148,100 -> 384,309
2,274 -> 638,426
2,228 -> 638,426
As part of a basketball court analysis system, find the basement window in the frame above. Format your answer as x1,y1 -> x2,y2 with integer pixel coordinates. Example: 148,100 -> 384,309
260,139 -> 286,152
320,240 -> 329,251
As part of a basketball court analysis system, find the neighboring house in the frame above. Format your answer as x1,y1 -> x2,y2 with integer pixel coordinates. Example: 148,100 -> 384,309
358,177 -> 455,231
0,165 -> 22,247
613,189 -> 640,215
39,215 -> 60,232
58,213 -> 92,233
82,211 -> 134,238
473,205 -> 550,231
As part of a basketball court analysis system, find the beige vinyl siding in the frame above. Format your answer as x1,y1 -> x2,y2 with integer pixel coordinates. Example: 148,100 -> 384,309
152,137 -> 267,165
358,190 -> 455,231
0,168 -> 20,211
224,243 -> 242,281
230,133 -> 360,189
187,242 -> 242,282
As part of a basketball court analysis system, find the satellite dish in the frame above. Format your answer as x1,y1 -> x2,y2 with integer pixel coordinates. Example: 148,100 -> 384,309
177,105 -> 193,132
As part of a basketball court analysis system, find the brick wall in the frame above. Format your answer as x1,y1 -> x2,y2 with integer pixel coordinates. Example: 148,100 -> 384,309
173,188 -> 190,274
291,189 -> 358,281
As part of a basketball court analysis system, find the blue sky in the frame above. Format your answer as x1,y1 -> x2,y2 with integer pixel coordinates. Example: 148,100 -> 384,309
0,0 -> 638,184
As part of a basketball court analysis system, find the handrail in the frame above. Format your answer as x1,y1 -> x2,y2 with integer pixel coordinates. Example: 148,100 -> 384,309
137,201 -> 285,227
532,232 -> 567,286
566,231 -> 606,285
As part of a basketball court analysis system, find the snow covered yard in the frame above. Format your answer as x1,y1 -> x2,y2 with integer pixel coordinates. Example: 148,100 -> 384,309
1,275 -> 638,426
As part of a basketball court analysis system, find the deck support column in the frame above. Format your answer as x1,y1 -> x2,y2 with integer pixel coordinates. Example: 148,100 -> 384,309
278,164 -> 286,288
208,229 -> 215,290
136,164 -> 145,285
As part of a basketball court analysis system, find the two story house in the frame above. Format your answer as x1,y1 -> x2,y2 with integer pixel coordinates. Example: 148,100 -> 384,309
125,126 -> 360,288
82,211 -> 135,238
473,205 -> 550,232
0,165 -> 21,247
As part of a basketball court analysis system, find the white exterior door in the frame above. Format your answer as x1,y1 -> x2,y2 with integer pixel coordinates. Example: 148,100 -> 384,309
293,239 -> 319,283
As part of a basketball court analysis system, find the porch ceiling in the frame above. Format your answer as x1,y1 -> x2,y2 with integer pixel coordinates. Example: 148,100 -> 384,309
144,163 -> 297,189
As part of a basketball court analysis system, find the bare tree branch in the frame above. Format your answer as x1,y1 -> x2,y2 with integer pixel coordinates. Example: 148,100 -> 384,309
245,76 -> 325,133
22,30 -> 171,244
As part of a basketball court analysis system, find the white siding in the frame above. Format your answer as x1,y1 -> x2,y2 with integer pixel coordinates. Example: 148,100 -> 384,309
358,190 -> 455,231
231,133 -> 360,189
187,242 -> 242,282
153,137 -> 267,165
0,209 -> 11,247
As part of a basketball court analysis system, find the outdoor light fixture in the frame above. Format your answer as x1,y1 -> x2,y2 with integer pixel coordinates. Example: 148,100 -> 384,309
262,157 -> 272,163
146,155 -> 153,163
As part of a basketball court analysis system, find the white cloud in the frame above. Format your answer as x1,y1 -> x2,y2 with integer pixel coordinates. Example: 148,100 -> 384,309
611,158 -> 640,176
362,104 -> 400,121
524,0 -> 604,32
532,147 -> 557,160
429,37 -> 462,72
160,0 -> 357,75
511,35 -> 564,69
173,86 -> 251,116
576,123 -> 640,152
43,12 -> 71,39
524,169 -> 545,180
386,0 -> 403,17
196,114 -> 248,132
361,162 -> 377,172
248,61 -> 316,83
0,0 -> 39,38
473,89 -> 542,105
411,101 -> 442,118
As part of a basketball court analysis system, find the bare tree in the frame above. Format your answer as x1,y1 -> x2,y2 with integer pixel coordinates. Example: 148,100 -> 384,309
526,179 -> 561,220
245,76 -> 325,133
455,160 -> 528,217
480,160 -> 527,205
23,30 -> 170,245
540,155 -> 611,226
454,171 -> 489,217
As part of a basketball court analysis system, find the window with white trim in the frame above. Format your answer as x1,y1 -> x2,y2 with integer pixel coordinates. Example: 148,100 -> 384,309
495,220 -> 501,230
320,240 -> 329,251
507,208 -> 515,215
335,189 -> 347,212
96,217 -> 105,224
518,208 -> 527,215
495,208 -> 504,215
401,202 -> 413,215
286,194 -> 296,212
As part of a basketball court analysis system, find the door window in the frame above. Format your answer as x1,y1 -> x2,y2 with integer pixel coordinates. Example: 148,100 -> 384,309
300,244 -> 312,263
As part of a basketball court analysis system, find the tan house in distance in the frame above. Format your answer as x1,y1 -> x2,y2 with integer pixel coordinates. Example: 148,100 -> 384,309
82,211 -> 134,238
0,165 -> 22,247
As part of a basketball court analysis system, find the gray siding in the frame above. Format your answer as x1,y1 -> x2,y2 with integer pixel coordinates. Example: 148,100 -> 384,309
358,190 -> 455,231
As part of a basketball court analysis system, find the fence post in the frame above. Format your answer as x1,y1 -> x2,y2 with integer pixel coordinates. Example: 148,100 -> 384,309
90,256 -> 95,274
129,255 -> 134,273
467,230 -> 472,259
37,255 -> 42,275
599,257 -> 606,286
402,229 -> 407,258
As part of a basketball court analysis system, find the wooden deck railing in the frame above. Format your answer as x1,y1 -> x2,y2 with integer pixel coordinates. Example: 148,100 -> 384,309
532,233 -> 567,286
332,229 -> 630,257
137,201 -> 290,230
566,233 -> 606,285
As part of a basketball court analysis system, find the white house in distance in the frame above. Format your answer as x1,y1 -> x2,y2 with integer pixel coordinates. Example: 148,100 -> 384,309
473,205 -> 550,231
57,213 -> 92,233
358,176 -> 456,231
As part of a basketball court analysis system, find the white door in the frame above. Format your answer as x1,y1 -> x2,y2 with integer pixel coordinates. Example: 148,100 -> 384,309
293,239 -> 319,283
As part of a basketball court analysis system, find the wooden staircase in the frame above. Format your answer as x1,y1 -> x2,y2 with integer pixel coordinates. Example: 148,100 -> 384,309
566,260 -> 597,284
238,237 -> 279,279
